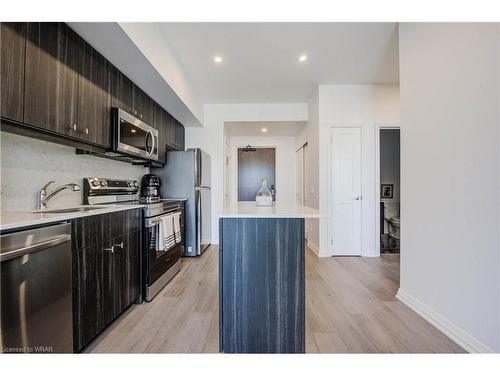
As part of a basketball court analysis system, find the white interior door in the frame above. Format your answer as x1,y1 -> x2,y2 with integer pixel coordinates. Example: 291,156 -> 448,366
331,127 -> 362,255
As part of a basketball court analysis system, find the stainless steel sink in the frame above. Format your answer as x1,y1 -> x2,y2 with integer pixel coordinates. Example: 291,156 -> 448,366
32,206 -> 105,214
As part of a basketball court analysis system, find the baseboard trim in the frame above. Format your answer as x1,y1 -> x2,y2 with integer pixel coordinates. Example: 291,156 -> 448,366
396,288 -> 495,353
306,240 -> 319,256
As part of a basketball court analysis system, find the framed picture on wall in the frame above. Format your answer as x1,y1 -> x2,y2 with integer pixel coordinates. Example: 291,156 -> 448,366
381,184 -> 394,199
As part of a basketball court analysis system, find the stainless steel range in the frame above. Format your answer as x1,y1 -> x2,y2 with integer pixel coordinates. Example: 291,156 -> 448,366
83,177 -> 184,302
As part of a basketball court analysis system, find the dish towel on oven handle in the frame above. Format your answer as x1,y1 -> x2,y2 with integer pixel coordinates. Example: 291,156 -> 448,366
161,214 -> 176,250
173,212 -> 181,244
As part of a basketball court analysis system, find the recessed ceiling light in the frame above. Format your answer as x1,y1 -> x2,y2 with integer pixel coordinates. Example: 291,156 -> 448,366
261,128 -> 268,133
214,55 -> 223,63
299,55 -> 308,62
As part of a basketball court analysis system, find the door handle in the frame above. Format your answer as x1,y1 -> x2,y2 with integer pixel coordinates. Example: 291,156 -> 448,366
353,195 -> 361,200
104,246 -> 114,253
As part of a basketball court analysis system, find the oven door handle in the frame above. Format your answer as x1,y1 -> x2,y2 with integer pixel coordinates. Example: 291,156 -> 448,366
146,211 -> 181,228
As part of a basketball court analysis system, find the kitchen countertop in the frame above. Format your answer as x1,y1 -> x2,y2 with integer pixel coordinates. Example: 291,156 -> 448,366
0,204 -> 144,232
218,201 -> 325,218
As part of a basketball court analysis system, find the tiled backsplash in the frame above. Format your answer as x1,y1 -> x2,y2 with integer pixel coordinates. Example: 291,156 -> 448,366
0,132 -> 147,211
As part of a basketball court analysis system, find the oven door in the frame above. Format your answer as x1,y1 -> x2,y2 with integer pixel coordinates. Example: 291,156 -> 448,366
113,108 -> 158,161
144,212 -> 183,292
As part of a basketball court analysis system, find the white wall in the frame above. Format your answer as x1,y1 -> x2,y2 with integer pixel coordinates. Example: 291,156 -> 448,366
228,136 -> 297,205
185,103 -> 308,243
398,23 -> 500,353
0,132 -> 146,211
295,85 -> 400,256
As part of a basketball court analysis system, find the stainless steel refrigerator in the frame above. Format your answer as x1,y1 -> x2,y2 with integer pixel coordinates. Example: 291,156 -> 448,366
154,148 -> 211,256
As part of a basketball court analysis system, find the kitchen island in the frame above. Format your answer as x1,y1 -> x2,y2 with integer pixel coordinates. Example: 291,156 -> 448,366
218,202 -> 324,353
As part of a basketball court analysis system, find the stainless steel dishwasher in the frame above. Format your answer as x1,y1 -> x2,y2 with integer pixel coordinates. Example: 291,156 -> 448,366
1,222 -> 73,353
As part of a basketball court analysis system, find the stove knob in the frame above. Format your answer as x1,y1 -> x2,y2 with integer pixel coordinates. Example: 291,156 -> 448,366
91,180 -> 100,187
127,181 -> 133,187
100,180 -> 107,187
134,181 -> 139,187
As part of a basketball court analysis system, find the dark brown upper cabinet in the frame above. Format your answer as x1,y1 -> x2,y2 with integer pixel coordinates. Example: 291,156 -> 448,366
110,65 -> 133,114
0,23 -> 26,123
164,111 -> 177,150
176,121 -> 185,151
2,22 -> 185,161
76,40 -> 111,147
132,85 -> 154,125
24,23 -> 78,136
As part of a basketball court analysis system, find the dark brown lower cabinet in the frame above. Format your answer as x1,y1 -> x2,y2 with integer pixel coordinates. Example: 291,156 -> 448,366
113,231 -> 141,315
72,240 -> 114,351
72,210 -> 142,352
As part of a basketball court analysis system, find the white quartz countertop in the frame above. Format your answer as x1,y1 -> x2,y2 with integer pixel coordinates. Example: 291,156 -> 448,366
218,202 -> 326,218
0,204 -> 144,232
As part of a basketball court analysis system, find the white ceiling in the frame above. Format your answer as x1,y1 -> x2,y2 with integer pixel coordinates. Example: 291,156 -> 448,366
225,121 -> 306,137
157,22 -> 399,103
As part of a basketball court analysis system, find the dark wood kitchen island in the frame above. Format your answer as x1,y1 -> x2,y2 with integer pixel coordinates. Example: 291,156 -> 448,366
218,202 -> 323,353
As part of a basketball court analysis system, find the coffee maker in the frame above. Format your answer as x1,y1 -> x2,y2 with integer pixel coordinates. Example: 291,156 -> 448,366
140,174 -> 161,203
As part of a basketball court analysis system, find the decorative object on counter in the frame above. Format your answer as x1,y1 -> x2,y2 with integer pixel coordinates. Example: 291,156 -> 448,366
38,180 -> 81,209
381,183 -> 394,199
255,177 -> 273,206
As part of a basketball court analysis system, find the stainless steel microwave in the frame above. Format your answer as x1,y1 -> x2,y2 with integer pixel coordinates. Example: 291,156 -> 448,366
112,108 -> 159,161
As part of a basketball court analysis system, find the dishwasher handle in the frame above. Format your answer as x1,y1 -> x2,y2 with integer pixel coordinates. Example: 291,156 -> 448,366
0,234 -> 71,262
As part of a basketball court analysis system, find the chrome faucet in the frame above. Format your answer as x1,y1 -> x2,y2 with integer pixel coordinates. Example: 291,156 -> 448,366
39,181 -> 81,209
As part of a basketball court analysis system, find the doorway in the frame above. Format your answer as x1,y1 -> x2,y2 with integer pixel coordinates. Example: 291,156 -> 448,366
237,147 -> 276,201
296,142 -> 308,205
376,127 -> 400,254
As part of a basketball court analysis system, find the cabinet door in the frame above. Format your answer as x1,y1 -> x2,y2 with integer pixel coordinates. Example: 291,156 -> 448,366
110,65 -> 133,114
73,240 -> 115,352
76,40 -> 111,147
24,23 -> 78,135
132,85 -> 154,124
0,22 -> 26,122
176,122 -> 185,151
165,111 -> 177,149
113,231 -> 141,314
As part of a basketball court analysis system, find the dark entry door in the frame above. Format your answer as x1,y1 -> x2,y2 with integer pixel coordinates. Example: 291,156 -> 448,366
238,148 -> 276,201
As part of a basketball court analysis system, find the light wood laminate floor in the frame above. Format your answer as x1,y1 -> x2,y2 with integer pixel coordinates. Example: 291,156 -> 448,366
86,245 -> 465,353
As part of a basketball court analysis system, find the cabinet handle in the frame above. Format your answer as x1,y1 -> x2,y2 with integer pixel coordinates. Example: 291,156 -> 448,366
70,124 -> 77,131
85,128 -> 89,135
114,242 -> 124,249
104,246 -> 114,253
